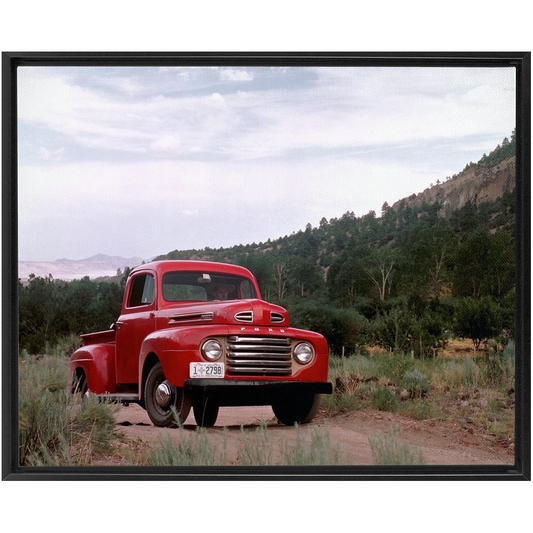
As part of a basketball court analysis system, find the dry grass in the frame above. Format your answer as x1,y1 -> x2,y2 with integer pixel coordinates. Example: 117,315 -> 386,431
327,338 -> 515,443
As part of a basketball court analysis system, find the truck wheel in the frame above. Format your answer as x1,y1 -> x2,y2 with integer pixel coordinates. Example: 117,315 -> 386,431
73,372 -> 88,399
193,397 -> 219,427
145,362 -> 191,427
272,394 -> 321,426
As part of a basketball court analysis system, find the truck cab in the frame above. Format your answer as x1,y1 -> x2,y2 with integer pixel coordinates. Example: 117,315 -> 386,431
71,260 -> 332,427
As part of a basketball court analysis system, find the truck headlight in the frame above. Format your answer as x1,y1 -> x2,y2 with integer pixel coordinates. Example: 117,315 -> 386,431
293,342 -> 314,364
201,339 -> 223,361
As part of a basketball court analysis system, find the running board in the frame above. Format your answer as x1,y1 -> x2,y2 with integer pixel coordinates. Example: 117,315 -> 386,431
90,392 -> 139,402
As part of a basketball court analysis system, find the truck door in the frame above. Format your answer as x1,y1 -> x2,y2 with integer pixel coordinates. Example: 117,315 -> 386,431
115,272 -> 157,384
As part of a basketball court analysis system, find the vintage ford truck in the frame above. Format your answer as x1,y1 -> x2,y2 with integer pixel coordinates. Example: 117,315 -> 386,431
70,260 -> 332,427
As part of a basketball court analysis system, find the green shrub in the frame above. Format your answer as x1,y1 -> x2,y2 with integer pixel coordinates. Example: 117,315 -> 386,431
439,357 -> 481,388
371,386 -> 399,411
503,340 -> 515,359
322,391 -> 363,411
18,355 -> 72,465
483,351 -> 515,389
368,425 -> 426,465
72,396 -> 118,454
147,427 -> 228,466
289,299 -> 369,355
19,348 -> 118,466
281,424 -> 344,465
374,353 -> 413,383
403,369 -> 430,398
329,354 -> 379,381
236,421 -> 273,466
399,400 -> 437,420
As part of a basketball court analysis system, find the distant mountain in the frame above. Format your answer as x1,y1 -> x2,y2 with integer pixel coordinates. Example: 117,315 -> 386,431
82,254 -> 144,263
18,255 -> 144,282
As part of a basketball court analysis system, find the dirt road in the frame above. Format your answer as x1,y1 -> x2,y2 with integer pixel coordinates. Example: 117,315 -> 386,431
109,403 -> 514,466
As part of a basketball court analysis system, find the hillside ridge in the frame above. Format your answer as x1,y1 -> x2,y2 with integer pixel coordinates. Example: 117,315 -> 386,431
392,155 -> 515,217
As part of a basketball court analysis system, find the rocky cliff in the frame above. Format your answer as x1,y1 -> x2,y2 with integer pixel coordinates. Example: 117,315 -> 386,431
392,156 -> 516,218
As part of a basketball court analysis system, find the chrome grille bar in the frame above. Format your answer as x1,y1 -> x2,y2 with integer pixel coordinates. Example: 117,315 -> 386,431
227,336 -> 292,376
229,336 -> 290,345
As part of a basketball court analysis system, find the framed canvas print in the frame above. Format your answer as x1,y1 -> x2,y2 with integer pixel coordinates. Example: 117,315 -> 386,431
2,51 -> 530,480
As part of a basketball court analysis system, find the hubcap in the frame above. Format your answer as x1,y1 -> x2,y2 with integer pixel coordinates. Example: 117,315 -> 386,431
155,381 -> 172,408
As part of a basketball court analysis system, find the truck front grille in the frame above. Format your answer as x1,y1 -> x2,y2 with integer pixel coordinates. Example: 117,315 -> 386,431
227,336 -> 292,376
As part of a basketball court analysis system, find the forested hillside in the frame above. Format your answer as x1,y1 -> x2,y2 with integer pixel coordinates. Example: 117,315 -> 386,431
19,135 -> 516,356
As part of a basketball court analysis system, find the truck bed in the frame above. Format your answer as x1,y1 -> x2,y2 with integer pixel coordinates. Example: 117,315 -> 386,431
80,329 -> 116,346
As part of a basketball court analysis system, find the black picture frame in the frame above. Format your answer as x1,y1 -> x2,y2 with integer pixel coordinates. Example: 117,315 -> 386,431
2,51 -> 530,480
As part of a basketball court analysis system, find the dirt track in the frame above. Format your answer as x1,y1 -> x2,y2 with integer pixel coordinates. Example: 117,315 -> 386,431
108,403 -> 514,466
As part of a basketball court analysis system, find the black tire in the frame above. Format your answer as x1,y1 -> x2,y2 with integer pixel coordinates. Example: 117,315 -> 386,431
193,397 -> 219,427
73,372 -> 88,399
272,393 -> 321,426
145,362 -> 191,427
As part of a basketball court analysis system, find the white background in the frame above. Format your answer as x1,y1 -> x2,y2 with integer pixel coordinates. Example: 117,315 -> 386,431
1,1 -> 531,530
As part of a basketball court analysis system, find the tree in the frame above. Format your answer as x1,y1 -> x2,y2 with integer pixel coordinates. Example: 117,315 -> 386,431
327,246 -> 373,307
364,249 -> 396,302
396,220 -> 455,300
411,310 -> 447,360
370,306 -> 413,353
19,275 -> 67,352
452,231 -> 514,301
450,201 -> 481,236
454,297 -> 502,352
273,261 -> 289,301
289,300 -> 368,355
287,256 -> 322,298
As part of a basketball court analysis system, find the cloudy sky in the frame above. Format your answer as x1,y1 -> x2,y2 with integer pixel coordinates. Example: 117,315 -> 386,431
17,64 -> 516,261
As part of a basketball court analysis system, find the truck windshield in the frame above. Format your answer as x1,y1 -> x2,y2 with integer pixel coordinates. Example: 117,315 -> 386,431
162,271 -> 257,302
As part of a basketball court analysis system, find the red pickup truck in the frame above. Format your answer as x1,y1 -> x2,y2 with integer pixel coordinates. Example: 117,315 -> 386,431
70,260 -> 332,427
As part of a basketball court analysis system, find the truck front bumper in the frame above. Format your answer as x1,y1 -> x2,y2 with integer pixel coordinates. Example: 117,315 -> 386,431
183,379 -> 332,407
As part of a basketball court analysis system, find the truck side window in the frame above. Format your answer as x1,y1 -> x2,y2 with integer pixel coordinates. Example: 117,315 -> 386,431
128,274 -> 155,307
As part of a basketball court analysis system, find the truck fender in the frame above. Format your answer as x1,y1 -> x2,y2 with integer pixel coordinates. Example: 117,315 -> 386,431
70,344 -> 117,394
138,328 -> 201,391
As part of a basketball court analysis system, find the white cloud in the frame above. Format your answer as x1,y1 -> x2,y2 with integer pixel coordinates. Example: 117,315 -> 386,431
149,135 -> 182,155
208,92 -> 226,108
17,66 -> 515,163
219,68 -> 254,81
38,147 -> 65,161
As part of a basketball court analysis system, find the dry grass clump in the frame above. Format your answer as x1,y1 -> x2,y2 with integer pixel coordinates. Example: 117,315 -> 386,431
19,351 -> 118,466
368,425 -> 426,465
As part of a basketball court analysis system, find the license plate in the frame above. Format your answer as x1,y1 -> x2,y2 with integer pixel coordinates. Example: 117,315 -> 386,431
190,362 -> 225,379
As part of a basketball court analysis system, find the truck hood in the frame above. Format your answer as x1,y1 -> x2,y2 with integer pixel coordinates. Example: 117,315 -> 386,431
159,299 -> 289,328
